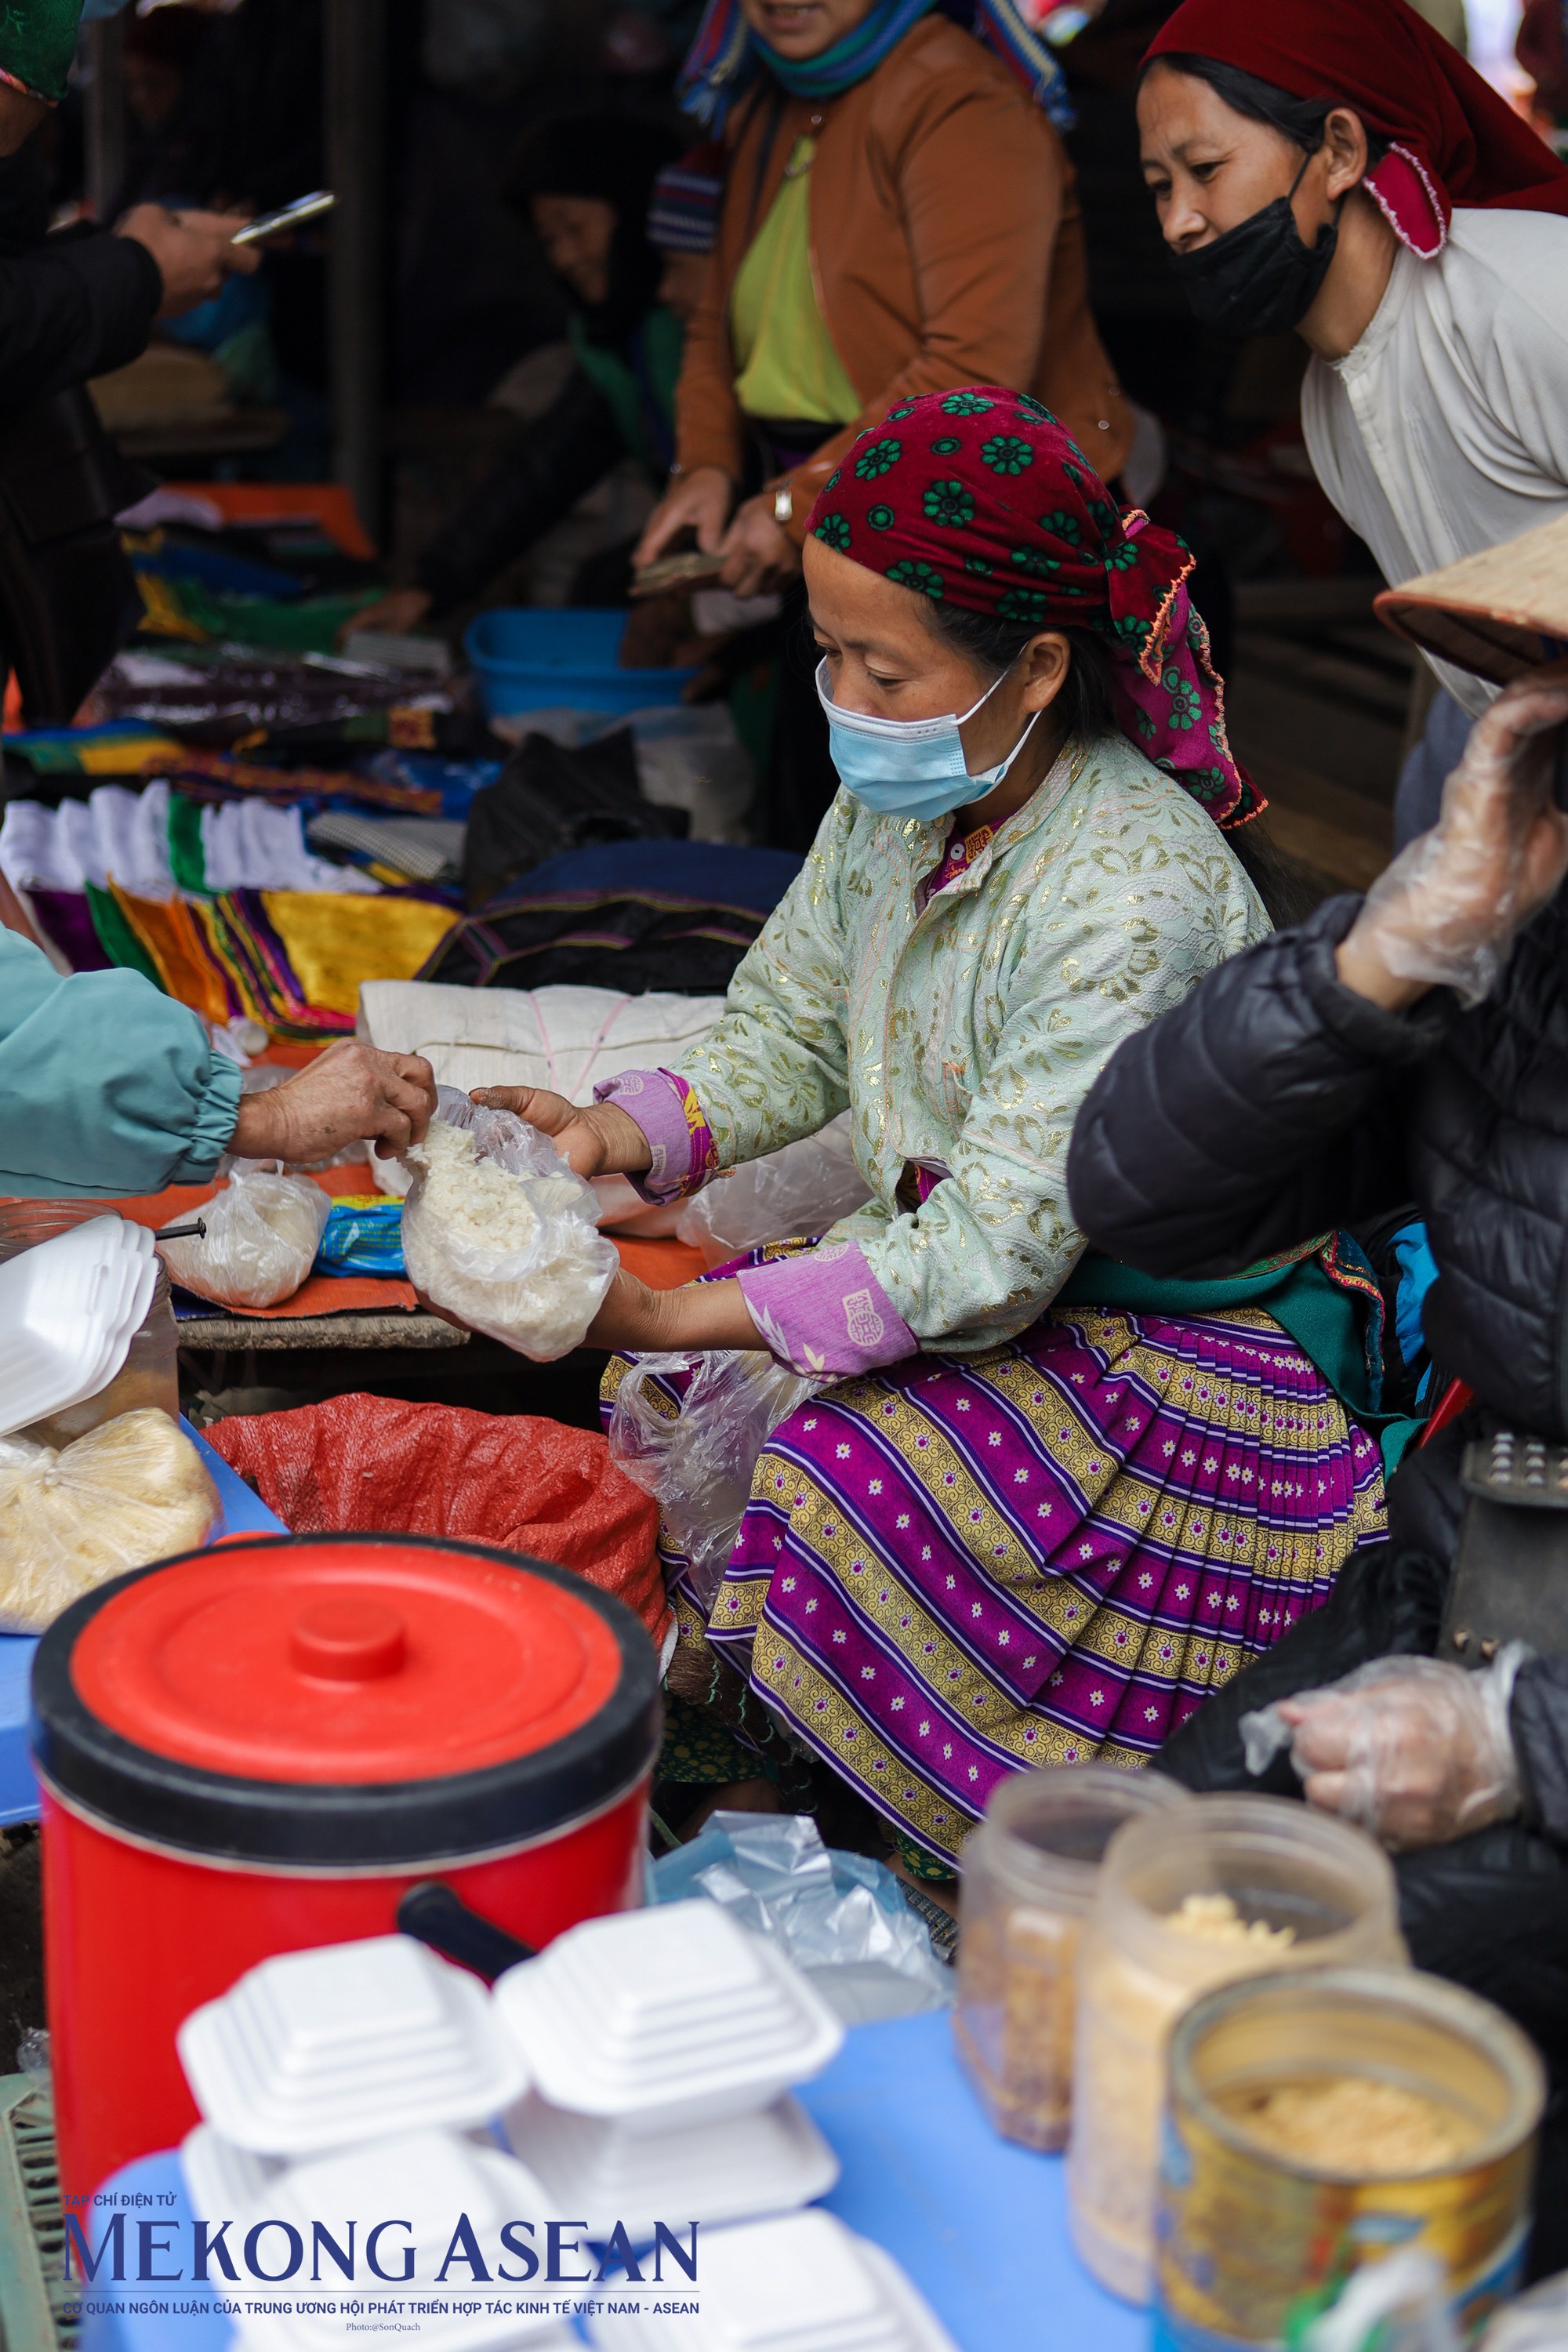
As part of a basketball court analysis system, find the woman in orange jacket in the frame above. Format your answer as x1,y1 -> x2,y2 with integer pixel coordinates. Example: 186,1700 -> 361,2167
636,0 -> 1132,843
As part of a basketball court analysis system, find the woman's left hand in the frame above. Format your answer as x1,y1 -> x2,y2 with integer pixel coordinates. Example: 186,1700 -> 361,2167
718,494 -> 803,597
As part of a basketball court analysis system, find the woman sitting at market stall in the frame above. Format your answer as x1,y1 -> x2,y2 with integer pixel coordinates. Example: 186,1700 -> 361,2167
350,119 -> 717,638
632,0 -> 1131,848
472,390 -> 1390,1881
1135,0 -> 1568,843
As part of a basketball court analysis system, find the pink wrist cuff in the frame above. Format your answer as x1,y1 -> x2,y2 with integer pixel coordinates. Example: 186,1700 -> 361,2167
736,1242 -> 916,1377
593,1067 -> 716,1203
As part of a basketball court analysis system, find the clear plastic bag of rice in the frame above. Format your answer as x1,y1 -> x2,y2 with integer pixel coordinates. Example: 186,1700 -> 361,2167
400,1086 -> 617,1360
158,1164 -> 331,1309
0,1407 -> 219,1632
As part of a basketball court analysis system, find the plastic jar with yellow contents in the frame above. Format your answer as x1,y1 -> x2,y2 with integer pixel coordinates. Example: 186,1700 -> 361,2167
1066,1792 -> 1408,2304
953,1764 -> 1190,2151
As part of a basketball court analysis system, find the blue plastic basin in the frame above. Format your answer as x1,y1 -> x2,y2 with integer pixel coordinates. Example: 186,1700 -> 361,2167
464,608 -> 699,719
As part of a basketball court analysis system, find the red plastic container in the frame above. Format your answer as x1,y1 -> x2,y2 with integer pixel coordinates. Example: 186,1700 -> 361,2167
31,1533 -> 661,2206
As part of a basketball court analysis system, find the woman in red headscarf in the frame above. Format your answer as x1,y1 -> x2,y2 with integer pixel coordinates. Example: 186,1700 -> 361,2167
459,390 -> 1396,1886
1138,0 -> 1568,841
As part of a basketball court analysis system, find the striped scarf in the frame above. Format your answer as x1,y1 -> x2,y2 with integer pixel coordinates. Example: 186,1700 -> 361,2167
678,0 -> 1073,133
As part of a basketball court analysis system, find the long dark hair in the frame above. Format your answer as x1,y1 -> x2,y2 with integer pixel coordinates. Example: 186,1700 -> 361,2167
923,597 -> 1316,927
923,601 -> 1117,748
1141,53 -> 1388,168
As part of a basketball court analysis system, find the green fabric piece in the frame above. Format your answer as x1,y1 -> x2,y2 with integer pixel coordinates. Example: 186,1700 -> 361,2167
1057,1249 -> 1423,1479
568,305 -> 684,476
165,793 -> 208,896
893,1831 -> 956,1886
0,0 -> 82,104
140,575 -> 382,652
85,881 -> 162,988
656,1693 -> 755,1785
729,137 -> 862,426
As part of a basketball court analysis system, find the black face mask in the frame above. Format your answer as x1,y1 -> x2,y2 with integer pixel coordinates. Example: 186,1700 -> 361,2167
1170,149 -> 1340,337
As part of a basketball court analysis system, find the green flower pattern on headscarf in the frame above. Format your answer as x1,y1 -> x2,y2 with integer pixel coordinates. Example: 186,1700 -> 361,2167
887,559 -> 944,597
854,438 -> 902,480
813,513 -> 851,552
923,480 -> 975,528
980,435 -> 1033,476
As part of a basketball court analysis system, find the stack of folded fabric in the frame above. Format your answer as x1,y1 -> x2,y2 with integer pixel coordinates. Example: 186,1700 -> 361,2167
1,782 -> 459,1037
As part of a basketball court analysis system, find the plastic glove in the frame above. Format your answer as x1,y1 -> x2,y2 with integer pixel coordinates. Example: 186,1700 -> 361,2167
1338,666 -> 1568,1009
1240,1649 -> 1526,1850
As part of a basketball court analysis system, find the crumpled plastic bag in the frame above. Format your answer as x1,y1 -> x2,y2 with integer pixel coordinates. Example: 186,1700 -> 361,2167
608,1348 -> 818,1608
1240,1648 -> 1525,1851
1481,2271 -> 1568,2352
652,1810 -> 953,2025
674,1113 -> 873,1269
400,1085 -> 617,1360
158,1163 -> 331,1308
0,1407 -> 218,1632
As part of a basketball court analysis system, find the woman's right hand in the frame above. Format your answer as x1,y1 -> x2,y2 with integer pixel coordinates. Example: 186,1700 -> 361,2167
468,1086 -> 652,1181
339,586 -> 434,646
633,465 -> 735,572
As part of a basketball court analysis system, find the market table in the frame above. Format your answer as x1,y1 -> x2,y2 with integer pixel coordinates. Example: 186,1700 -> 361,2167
0,1423 -> 287,1828
71,2012 -> 1143,2352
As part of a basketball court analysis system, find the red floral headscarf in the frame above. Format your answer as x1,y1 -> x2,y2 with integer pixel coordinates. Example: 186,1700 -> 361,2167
807,386 -> 1261,829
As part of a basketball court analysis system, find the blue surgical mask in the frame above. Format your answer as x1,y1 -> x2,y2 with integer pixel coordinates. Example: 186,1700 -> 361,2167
815,658 -> 1041,822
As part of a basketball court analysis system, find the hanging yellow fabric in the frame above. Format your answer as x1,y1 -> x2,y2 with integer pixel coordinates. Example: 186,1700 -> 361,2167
260,892 -> 459,1019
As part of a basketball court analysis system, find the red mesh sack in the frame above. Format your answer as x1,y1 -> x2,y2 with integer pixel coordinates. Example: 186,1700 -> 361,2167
205,1395 -> 670,1650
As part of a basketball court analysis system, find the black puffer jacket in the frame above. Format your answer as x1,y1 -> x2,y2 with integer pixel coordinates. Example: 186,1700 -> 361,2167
1066,887 -> 1568,1440
1065,883 -> 1568,1846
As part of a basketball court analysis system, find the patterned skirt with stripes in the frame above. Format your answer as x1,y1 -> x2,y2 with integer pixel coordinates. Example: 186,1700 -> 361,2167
607,1294 -> 1387,1871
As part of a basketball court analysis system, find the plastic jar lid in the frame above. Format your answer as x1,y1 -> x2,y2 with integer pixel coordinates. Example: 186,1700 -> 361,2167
31,1534 -> 660,1865
975,1764 -> 1192,1915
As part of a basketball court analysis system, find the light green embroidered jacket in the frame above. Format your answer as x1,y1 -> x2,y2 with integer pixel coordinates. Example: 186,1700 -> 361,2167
676,734 -> 1269,1354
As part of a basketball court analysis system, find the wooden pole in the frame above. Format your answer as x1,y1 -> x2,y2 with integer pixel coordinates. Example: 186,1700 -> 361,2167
84,13 -> 126,224
325,0 -> 385,548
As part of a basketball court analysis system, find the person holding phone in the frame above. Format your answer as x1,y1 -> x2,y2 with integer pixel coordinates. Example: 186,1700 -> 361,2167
0,2 -> 256,412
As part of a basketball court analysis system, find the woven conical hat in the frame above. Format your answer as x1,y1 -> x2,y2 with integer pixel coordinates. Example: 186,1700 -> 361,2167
1376,510 -> 1568,684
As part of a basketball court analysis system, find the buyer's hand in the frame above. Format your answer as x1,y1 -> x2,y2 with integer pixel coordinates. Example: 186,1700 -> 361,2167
467,1085 -> 652,1181
633,464 -> 734,573
116,204 -> 260,320
1337,665 -> 1568,1011
717,492 -> 802,598
230,1041 -> 437,1165
1265,1653 -> 1523,1850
